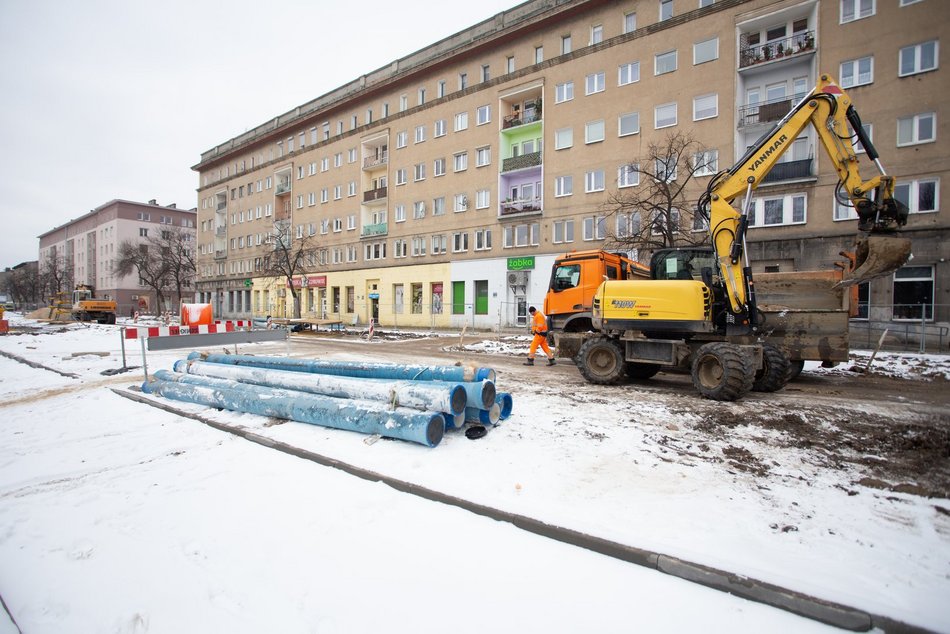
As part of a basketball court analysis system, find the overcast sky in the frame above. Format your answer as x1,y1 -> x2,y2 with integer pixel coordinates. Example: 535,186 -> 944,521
0,0 -> 517,268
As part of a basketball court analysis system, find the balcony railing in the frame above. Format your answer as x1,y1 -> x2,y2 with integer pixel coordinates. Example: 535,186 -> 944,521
216,202 -> 227,212
363,153 -> 388,169
502,151 -> 542,173
738,92 -> 807,127
499,198 -> 543,216
214,250 -> 227,260
361,222 -> 388,238
215,226 -> 226,237
761,158 -> 813,184
363,186 -> 388,203
275,181 -> 291,195
740,30 -> 815,69
503,110 -> 542,130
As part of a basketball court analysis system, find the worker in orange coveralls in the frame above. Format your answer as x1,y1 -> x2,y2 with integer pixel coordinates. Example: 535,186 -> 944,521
524,306 -> 556,366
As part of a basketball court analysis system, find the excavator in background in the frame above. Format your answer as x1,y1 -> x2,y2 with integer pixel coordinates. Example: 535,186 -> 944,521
562,74 -> 911,400
71,284 -> 117,324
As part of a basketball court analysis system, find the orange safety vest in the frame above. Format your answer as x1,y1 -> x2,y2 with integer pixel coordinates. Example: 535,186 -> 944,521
531,310 -> 547,335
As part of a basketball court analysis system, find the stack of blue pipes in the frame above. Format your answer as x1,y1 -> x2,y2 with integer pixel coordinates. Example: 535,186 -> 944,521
140,352 -> 514,448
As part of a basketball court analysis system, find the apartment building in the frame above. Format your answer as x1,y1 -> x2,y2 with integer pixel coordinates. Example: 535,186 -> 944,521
38,199 -> 197,316
193,0 -> 948,333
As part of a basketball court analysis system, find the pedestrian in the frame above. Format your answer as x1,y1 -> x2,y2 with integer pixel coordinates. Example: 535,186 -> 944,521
524,306 -> 556,366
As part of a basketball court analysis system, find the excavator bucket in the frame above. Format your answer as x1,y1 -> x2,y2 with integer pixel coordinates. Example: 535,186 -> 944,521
836,235 -> 912,288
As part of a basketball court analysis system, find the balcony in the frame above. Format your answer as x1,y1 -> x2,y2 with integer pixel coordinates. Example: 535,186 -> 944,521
503,110 -> 542,130
275,181 -> 291,195
738,93 -> 807,128
740,30 -> 815,69
216,202 -> 227,212
502,151 -> 542,173
215,226 -> 226,237
500,198 -> 542,217
363,186 -> 388,204
761,158 -> 813,184
363,153 -> 388,170
214,249 -> 227,260
361,222 -> 388,238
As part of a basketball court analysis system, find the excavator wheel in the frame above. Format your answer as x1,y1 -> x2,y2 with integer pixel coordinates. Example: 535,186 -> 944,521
690,342 -> 754,401
752,344 -> 791,392
837,236 -> 912,288
625,362 -> 661,381
576,336 -> 626,385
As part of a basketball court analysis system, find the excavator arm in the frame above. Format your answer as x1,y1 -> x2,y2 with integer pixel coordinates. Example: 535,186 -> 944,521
701,73 -> 911,329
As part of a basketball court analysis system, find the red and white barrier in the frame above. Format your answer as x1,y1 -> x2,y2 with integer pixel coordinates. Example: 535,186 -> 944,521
124,322 -> 243,339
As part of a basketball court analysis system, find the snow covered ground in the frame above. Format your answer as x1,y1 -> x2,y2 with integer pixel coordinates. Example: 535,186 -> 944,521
0,312 -> 948,633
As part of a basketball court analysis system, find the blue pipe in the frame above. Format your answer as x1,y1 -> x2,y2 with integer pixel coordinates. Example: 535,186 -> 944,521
465,404 -> 500,425
174,359 -> 467,415
189,352 -> 495,383
495,392 -> 514,420
144,370 -> 444,447
459,380 -> 495,410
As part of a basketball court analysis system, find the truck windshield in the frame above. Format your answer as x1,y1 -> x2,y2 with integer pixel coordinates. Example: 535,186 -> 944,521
551,264 -> 581,291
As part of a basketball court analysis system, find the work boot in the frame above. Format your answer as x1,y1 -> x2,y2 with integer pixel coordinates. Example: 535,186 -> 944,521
547,357 -> 556,366
523,358 -> 534,366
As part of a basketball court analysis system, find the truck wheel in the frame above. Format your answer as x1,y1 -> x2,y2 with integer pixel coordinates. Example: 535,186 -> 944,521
625,362 -> 661,380
690,342 -> 754,401
577,337 -> 625,385
786,359 -> 805,381
752,344 -> 791,392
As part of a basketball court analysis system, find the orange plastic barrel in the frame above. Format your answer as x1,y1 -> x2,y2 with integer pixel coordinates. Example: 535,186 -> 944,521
0,319 -> 8,334
180,303 -> 213,327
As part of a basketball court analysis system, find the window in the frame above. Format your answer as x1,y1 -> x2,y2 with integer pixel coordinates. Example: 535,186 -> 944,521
476,189 -> 490,209
561,35 -> 572,55
396,131 -> 408,148
555,127 -> 573,150
347,181 -> 356,197
334,152 -> 343,167
660,0 -> 673,21
747,193 -> 807,227
434,119 -> 446,137
534,46 -> 544,64
434,157 -> 446,177
841,56 -> 874,88
834,198 -> 859,221
458,73 -> 468,90
454,152 -> 468,172
585,72 -> 605,95
553,219 -> 575,243
693,93 -> 718,121
651,210 -> 680,236
413,201 -> 426,219
893,266 -> 934,321
899,40 -> 939,76
452,232 -> 469,253
585,120 -> 605,144
333,218 -> 343,232
437,81 -> 446,98
585,170 -> 605,192
897,112 -> 936,146
454,193 -> 469,212
693,149 -> 719,176
433,197 -> 445,216
555,175 -> 573,197
618,164 -> 640,187
475,229 -> 492,251
476,105 -> 491,126
694,37 -> 719,65
414,162 -> 426,181
432,234 -> 447,255
414,125 -> 426,143
619,112 -> 640,136
476,146 -> 491,167
455,112 -> 469,131
623,11 -> 637,33
418,87 -> 426,105
394,239 -> 407,258
655,157 -> 677,183
395,204 -> 406,223
894,178 -> 939,214
655,50 -> 677,75
333,185 -> 342,200
411,237 -> 427,257
582,216 -> 607,240
618,61 -> 640,86
655,103 -> 677,129
502,223 -> 540,248
840,0 -> 875,23
590,24 -> 603,45
506,56 -> 515,74
617,212 -> 641,237
556,81 -> 574,103
139,228 -> 148,237
395,168 -> 407,185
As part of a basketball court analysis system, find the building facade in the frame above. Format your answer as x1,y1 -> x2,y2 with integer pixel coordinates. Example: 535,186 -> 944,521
38,199 -> 197,316
193,0 -> 948,336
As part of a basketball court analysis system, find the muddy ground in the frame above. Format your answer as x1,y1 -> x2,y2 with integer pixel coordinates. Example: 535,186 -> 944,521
292,328 -> 950,501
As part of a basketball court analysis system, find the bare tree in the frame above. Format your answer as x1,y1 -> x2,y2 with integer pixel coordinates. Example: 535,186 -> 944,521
157,227 -> 197,306
603,131 -> 719,254
4,264 -> 41,307
114,240 -> 171,313
260,220 -> 322,319
39,250 -> 74,302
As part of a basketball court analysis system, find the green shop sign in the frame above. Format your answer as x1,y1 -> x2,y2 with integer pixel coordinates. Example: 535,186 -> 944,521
507,256 -> 535,271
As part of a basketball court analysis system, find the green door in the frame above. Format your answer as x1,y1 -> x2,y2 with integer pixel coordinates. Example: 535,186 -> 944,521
475,280 -> 488,315
452,281 -> 465,314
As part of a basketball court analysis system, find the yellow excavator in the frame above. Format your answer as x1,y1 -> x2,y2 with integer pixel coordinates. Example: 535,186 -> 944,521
576,74 -> 911,400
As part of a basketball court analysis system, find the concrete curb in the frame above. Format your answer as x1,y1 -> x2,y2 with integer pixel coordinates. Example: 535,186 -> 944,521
112,387 -> 934,633
0,349 -> 80,378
